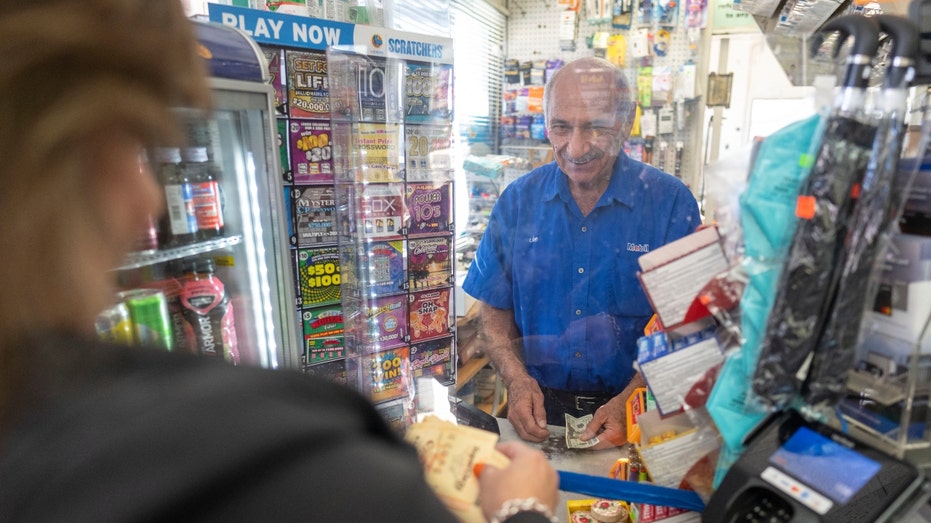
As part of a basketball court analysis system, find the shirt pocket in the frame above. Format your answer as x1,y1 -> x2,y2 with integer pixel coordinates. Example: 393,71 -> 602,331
610,256 -> 654,317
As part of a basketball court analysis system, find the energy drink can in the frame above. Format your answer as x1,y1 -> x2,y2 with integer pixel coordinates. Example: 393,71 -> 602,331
94,301 -> 134,345
119,288 -> 173,351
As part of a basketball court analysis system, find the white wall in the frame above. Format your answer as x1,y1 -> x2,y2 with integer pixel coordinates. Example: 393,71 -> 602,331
704,32 -> 816,163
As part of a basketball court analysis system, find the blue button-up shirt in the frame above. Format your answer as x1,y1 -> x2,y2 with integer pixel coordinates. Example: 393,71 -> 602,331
462,153 -> 701,394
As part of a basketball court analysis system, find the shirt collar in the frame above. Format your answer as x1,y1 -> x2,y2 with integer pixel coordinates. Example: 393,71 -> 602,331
544,152 -> 637,209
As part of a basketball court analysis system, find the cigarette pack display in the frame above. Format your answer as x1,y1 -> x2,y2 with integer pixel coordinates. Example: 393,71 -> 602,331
409,288 -> 452,343
408,235 -> 453,290
410,335 -> 454,385
297,246 -> 341,306
304,356 -> 348,385
406,181 -> 452,236
366,346 -> 412,403
405,124 -> 453,181
364,294 -> 408,350
362,240 -> 406,296
286,49 -> 329,119
289,119 -> 333,183
359,182 -> 406,239
404,61 -> 453,124
291,185 -> 337,247
260,45 -> 287,116
276,119 -> 291,182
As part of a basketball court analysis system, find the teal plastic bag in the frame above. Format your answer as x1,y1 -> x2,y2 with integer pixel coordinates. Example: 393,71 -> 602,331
706,114 -> 823,485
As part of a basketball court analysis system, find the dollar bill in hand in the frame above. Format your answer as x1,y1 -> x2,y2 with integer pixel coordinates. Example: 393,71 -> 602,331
565,413 -> 600,449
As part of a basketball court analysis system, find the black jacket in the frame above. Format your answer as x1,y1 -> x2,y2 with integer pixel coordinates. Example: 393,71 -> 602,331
0,333 -> 545,522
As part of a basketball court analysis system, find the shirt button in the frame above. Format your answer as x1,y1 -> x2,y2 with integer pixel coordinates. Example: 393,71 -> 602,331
578,267 -> 584,274
574,352 -> 582,358
581,226 -> 588,233
575,309 -> 582,316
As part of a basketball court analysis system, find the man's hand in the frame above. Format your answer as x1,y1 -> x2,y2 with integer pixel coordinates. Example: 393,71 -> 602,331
505,375 -> 550,442
580,395 -> 628,450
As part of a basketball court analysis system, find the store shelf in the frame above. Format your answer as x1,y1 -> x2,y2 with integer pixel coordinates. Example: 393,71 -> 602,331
476,388 -> 507,417
457,354 -> 490,390
115,235 -> 244,271
454,302 -> 508,416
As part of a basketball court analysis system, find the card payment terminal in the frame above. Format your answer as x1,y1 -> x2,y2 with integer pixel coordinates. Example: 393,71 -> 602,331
702,410 -> 931,522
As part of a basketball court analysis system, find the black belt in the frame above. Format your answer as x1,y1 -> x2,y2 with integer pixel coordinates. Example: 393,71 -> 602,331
541,387 -> 614,412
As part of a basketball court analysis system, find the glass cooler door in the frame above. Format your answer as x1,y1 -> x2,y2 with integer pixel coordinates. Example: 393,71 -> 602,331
110,79 -> 297,371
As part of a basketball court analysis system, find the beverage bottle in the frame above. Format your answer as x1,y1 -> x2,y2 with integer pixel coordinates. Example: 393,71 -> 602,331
155,147 -> 198,247
182,147 -> 225,240
178,257 -> 240,365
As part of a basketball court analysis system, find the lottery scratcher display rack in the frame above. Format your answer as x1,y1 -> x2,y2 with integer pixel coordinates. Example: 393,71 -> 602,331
327,43 -> 458,430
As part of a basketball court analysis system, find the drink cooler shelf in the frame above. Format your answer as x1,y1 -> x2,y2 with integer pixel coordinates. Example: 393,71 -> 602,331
116,235 -> 244,271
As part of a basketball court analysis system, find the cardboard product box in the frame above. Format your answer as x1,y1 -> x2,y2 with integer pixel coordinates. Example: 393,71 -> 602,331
635,326 -> 724,415
635,408 -> 720,490
866,233 -> 931,352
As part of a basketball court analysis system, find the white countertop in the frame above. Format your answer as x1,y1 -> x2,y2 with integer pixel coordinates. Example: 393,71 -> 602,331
496,418 -> 626,522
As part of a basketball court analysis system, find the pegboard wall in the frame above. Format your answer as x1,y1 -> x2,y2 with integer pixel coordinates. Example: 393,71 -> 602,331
504,0 -> 708,190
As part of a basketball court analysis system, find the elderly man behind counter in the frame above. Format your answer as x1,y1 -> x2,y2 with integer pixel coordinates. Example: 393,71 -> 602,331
463,57 -> 701,448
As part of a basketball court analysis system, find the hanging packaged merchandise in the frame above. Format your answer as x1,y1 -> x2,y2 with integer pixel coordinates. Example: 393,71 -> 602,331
266,0 -> 308,15
612,0 -> 633,29
638,66 -> 653,108
804,15 -> 920,407
630,28 -> 651,59
638,0 -> 653,25
752,16 -> 880,409
674,141 -> 683,179
652,29 -> 671,57
730,0 -> 781,17
677,62 -> 697,100
606,34 -> 627,67
504,59 -> 521,87
591,31 -> 610,54
587,0 -> 612,22
773,0 -> 845,37
630,104 -> 643,137
544,59 -> 564,83
179,257 -> 240,365
657,140 -> 668,171
530,60 -> 547,85
627,138 -> 644,162
706,113 -> 822,459
685,0 -> 706,28
654,0 -> 678,27
652,66 -> 673,106
658,106 -> 674,135
559,10 -> 579,52
519,61 -> 533,86
640,109 -> 657,138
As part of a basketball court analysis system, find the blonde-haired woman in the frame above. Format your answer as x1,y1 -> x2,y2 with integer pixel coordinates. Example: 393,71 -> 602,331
0,1 -> 558,521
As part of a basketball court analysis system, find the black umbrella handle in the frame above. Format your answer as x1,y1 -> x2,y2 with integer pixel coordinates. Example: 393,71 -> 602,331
811,15 -> 881,90
875,15 -> 919,89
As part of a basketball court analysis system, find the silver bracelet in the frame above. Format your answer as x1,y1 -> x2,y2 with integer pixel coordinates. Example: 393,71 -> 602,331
489,497 -> 560,523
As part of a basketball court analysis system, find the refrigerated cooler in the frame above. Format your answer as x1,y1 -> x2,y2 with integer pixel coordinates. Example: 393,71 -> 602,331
107,21 -> 298,370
